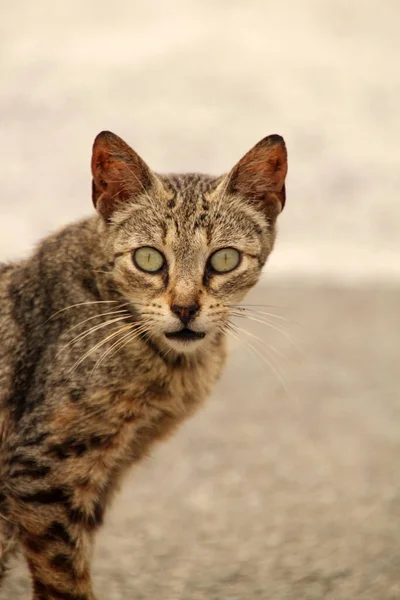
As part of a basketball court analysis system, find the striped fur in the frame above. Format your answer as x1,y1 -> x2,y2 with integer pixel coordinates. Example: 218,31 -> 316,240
0,131 -> 287,599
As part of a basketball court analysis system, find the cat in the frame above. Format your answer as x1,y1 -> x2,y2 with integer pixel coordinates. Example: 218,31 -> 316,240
0,130 -> 287,599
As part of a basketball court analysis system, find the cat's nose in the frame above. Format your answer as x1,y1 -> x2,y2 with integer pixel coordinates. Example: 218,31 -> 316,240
171,302 -> 200,326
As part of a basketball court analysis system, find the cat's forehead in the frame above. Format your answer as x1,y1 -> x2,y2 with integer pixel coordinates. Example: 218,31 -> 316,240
113,171 -> 264,255
160,174 -> 261,245
159,173 -> 220,232
160,173 -> 222,197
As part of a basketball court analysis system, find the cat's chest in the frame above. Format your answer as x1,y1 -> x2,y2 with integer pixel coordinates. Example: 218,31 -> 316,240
39,341 -> 227,503
94,367 -> 209,442
49,363 -> 213,483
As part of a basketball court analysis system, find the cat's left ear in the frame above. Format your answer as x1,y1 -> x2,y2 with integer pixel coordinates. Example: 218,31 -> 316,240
223,134 -> 288,216
91,131 -> 157,221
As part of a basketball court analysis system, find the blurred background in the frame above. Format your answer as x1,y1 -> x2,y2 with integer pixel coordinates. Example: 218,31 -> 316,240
1,1 -> 399,599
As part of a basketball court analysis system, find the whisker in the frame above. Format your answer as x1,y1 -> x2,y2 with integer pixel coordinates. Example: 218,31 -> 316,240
67,308 -> 130,333
160,343 -> 175,361
48,299 -> 146,323
231,323 -> 289,364
56,315 -> 132,358
241,309 -> 298,329
67,323 -> 135,376
47,300 -> 121,322
220,323 -> 271,378
103,328 -> 147,362
229,320 -> 285,367
230,312 -> 301,351
91,323 -> 149,375
239,304 -> 286,307
227,322 -> 288,391
229,305 -> 290,322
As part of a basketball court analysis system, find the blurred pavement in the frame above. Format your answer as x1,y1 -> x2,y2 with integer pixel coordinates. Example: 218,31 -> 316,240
1,0 -> 400,282
1,283 -> 400,599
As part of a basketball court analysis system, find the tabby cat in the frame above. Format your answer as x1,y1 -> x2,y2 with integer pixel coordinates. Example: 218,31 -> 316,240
0,130 -> 288,599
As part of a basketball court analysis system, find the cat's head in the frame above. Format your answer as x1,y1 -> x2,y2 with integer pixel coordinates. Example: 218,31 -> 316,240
91,131 -> 287,355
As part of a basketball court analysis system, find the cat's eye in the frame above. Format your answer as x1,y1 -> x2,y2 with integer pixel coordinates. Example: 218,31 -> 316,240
209,248 -> 241,273
133,247 -> 165,273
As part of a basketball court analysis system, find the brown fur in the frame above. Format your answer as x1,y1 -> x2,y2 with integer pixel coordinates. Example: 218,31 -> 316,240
0,131 -> 287,599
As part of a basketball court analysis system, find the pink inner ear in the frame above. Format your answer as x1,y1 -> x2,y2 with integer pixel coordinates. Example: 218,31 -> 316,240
91,132 -> 154,219
227,136 -> 287,213
240,143 -> 287,192
91,147 -> 131,218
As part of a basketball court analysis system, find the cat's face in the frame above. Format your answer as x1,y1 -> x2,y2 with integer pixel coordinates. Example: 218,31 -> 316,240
92,132 -> 287,355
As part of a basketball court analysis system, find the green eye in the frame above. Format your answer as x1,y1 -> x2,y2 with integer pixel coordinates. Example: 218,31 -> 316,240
133,247 -> 165,273
209,248 -> 241,273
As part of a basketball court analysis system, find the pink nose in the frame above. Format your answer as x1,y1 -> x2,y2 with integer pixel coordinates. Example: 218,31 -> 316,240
171,303 -> 200,325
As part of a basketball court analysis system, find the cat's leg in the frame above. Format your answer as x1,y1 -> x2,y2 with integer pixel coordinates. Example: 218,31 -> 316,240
0,517 -> 19,586
11,502 -> 97,600
21,525 -> 96,600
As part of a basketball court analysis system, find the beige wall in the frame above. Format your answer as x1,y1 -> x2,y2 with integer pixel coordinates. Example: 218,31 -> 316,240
1,0 -> 399,283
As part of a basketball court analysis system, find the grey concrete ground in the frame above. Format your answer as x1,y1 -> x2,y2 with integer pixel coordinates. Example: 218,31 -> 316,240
1,283 -> 399,599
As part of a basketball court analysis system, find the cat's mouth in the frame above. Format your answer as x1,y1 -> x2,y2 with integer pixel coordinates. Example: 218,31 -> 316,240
165,328 -> 206,342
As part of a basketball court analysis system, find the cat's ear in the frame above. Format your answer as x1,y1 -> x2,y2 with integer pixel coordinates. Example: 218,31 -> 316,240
91,131 -> 156,220
224,134 -> 287,215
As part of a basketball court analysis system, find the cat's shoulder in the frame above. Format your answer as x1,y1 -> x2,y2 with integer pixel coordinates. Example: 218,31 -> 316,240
0,263 -> 15,278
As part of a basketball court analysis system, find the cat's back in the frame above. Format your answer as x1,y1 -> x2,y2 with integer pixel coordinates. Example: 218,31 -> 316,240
0,261 -> 21,437
0,261 -> 21,381
0,261 -> 17,301
0,217 -> 101,408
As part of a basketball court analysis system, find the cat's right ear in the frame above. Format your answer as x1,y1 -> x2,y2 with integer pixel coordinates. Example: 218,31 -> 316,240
91,131 -> 155,221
